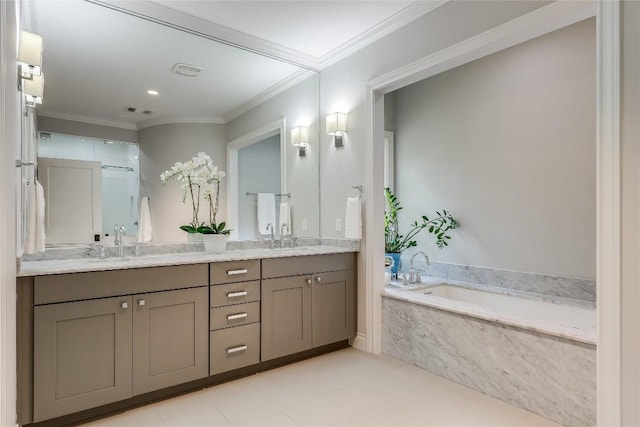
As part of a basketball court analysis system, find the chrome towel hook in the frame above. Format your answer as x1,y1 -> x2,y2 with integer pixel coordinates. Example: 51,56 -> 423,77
352,185 -> 363,199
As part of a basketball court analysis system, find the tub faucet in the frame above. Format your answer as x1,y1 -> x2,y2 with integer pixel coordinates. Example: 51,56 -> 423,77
408,251 -> 430,284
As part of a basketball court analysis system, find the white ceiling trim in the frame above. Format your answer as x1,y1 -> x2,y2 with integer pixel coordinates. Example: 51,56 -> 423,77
96,0 -> 320,70
37,111 -> 139,131
136,116 -> 225,130
224,68 -> 316,124
98,0 -> 449,70
316,0 -> 449,69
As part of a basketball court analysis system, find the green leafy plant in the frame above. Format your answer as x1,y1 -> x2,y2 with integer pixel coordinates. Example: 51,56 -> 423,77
384,187 -> 457,253
198,222 -> 231,235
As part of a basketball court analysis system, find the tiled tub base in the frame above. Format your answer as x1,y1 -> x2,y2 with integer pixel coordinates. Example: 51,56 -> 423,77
382,297 -> 596,427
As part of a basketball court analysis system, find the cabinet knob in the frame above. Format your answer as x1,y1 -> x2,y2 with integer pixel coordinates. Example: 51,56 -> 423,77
121,302 -> 128,309
316,277 -> 322,283
138,299 -> 146,307
306,279 -> 312,285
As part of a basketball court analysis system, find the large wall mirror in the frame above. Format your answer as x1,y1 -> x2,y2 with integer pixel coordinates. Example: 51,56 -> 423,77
26,0 -> 320,245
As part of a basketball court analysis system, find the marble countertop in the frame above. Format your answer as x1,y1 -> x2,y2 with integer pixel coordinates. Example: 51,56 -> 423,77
382,278 -> 597,346
18,245 -> 358,277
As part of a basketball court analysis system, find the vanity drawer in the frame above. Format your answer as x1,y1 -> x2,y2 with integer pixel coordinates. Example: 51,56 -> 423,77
210,281 -> 260,307
210,260 -> 260,285
210,323 -> 260,375
262,253 -> 355,279
210,302 -> 260,331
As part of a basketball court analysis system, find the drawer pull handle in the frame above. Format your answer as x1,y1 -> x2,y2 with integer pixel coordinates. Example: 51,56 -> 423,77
316,277 -> 322,283
138,299 -> 146,307
227,345 -> 248,354
227,312 -> 248,320
121,302 -> 128,309
227,269 -> 248,275
306,279 -> 312,285
227,291 -> 248,298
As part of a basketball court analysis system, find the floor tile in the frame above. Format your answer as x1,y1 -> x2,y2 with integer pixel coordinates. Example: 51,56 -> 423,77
78,348 -> 567,427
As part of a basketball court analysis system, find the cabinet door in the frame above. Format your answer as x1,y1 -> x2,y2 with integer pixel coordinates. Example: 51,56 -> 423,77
34,297 -> 132,422
133,287 -> 208,395
312,270 -> 356,347
261,276 -> 312,361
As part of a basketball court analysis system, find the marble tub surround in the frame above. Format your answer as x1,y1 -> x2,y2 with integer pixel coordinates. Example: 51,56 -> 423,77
382,296 -> 596,427
404,259 -> 596,302
385,279 -> 595,345
18,244 -> 359,277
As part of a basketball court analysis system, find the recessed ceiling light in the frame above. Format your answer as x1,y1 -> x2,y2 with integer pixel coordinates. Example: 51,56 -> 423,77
147,90 -> 159,96
105,140 -> 115,144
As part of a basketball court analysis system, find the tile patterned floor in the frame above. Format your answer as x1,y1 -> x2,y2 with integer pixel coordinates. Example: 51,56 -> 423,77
83,348 -> 564,427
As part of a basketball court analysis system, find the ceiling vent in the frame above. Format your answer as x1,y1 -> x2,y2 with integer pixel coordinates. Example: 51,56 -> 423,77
126,106 -> 136,112
172,63 -> 203,77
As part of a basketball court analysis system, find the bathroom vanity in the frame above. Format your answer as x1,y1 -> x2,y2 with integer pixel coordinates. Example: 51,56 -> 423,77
16,247 -> 356,426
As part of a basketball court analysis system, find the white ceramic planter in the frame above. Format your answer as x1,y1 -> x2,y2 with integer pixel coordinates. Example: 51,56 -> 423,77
186,232 -> 204,243
203,234 -> 227,253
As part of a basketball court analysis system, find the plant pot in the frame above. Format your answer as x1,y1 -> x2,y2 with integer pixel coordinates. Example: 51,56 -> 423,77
203,234 -> 227,253
186,233 -> 204,243
385,253 -> 401,276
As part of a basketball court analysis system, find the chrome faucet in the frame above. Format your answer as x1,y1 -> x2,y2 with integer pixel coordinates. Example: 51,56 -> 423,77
279,223 -> 289,248
114,224 -> 126,258
266,223 -> 275,249
407,251 -> 430,284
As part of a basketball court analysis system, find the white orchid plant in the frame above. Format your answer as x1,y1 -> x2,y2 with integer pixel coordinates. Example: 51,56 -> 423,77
160,152 -> 230,235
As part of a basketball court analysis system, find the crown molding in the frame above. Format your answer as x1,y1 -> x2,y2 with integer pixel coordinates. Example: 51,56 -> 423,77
317,0 -> 449,68
136,116 -> 225,130
37,111 -> 139,131
224,69 -> 316,124
94,0 -> 450,71
93,0 -> 321,70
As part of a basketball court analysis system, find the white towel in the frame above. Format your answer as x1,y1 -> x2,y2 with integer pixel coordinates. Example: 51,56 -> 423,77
257,193 -> 276,235
25,180 -> 46,254
137,196 -> 152,243
344,197 -> 362,239
279,201 -> 291,236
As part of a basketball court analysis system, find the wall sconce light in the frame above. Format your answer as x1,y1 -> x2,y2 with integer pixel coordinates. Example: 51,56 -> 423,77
23,72 -> 44,107
291,126 -> 309,157
326,112 -> 347,147
18,31 -> 43,80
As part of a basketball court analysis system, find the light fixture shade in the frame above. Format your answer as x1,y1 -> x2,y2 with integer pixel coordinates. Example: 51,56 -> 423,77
18,31 -> 43,73
24,72 -> 44,105
326,112 -> 347,135
291,126 -> 309,146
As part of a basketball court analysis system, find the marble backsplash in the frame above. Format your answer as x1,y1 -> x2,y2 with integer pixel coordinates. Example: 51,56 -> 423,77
403,258 -> 596,302
21,238 -> 359,262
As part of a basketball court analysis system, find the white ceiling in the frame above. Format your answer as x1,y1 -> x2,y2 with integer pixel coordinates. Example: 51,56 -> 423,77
33,0 -> 443,129
152,1 -> 415,59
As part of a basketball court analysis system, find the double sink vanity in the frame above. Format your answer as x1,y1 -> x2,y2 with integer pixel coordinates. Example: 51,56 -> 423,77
16,244 -> 357,426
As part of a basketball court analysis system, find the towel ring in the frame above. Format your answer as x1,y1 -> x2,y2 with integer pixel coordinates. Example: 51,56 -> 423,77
352,185 -> 363,199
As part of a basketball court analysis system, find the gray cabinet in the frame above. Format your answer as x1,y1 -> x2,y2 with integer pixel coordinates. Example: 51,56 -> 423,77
32,267 -> 209,422
261,254 -> 356,361
312,269 -> 356,348
34,296 -> 133,422
133,287 -> 209,395
261,275 -> 313,361
209,261 -> 262,375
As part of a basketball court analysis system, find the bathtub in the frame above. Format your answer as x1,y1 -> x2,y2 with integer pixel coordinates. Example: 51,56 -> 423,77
382,280 -> 596,427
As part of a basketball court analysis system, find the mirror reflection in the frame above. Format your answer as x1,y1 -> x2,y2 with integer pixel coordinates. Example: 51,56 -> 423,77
31,0 -> 320,244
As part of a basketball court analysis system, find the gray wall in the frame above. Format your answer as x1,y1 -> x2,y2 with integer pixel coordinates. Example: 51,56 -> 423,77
227,74 -> 320,237
318,0 -> 551,338
237,135 -> 281,240
37,116 -> 139,143
139,123 -> 227,242
392,18 -> 595,279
